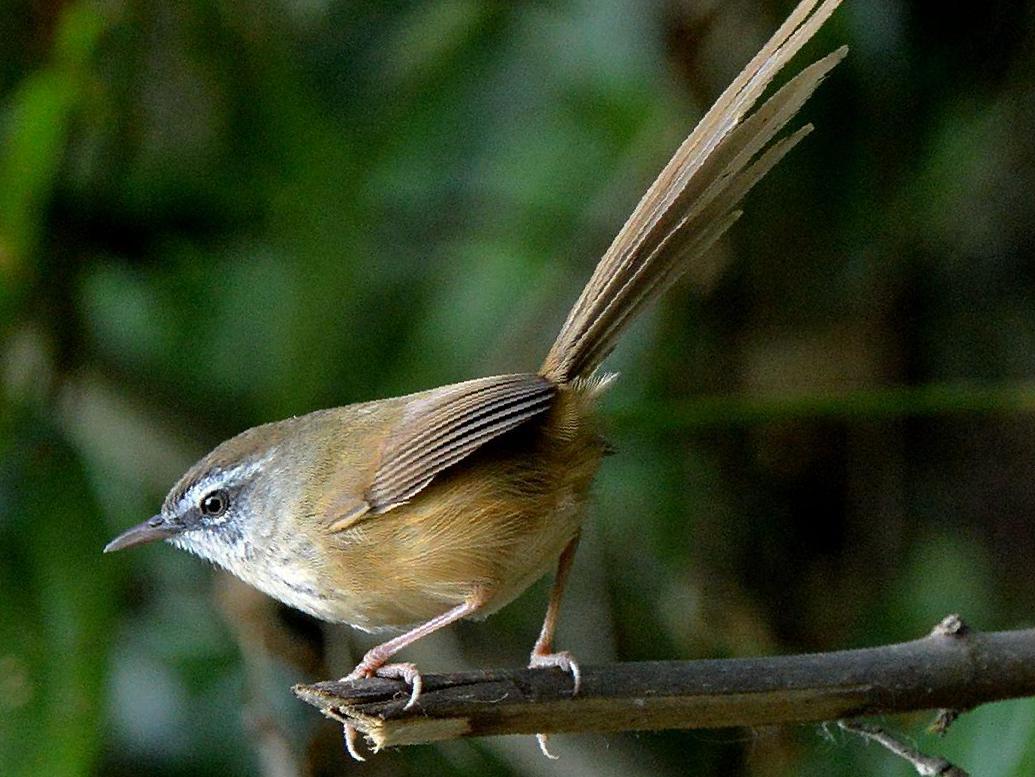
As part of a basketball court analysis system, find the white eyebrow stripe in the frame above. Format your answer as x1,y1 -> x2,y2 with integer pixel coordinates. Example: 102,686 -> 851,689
178,449 -> 277,509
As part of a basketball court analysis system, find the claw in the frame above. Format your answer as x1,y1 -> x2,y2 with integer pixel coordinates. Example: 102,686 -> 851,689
344,661 -> 424,709
536,733 -> 560,760
529,649 -> 581,695
375,662 -> 423,710
340,661 -> 423,761
344,722 -> 366,762
528,648 -> 579,757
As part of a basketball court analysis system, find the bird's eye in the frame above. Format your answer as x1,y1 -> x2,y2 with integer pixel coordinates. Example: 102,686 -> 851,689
200,489 -> 229,517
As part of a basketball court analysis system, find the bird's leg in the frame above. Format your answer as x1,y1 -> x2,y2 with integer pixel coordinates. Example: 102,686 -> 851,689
528,532 -> 582,758
342,591 -> 486,759
529,532 -> 582,689
344,593 -> 486,705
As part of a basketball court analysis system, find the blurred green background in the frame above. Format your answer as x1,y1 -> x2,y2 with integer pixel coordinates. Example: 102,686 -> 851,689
3,0 -> 1035,775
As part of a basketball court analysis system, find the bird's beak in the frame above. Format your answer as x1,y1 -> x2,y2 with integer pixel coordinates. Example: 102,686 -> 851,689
104,515 -> 179,553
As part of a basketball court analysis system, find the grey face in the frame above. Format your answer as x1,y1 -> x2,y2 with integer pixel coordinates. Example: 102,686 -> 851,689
104,442 -> 343,621
104,457 -> 264,555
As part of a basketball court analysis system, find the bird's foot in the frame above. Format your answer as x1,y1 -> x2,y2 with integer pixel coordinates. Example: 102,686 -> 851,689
343,660 -> 423,710
528,648 -> 581,759
340,660 -> 423,760
529,648 -> 581,695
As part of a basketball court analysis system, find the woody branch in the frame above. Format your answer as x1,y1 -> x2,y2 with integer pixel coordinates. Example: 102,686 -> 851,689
293,615 -> 1035,757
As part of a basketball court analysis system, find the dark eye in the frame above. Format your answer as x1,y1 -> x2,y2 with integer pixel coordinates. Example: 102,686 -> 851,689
200,489 -> 229,517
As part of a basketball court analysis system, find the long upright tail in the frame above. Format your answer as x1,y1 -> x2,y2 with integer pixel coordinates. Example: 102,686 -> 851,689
539,0 -> 846,385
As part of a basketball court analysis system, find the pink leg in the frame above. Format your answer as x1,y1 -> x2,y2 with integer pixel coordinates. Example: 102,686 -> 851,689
342,592 -> 486,760
529,533 -> 581,691
529,533 -> 582,759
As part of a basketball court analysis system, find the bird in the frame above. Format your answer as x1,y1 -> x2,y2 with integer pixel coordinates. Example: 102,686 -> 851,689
105,0 -> 845,759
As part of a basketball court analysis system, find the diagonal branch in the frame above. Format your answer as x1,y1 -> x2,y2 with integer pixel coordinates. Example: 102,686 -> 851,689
293,617 -> 1035,754
838,720 -> 970,777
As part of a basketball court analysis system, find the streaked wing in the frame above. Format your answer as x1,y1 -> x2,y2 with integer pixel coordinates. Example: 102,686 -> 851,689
365,373 -> 556,513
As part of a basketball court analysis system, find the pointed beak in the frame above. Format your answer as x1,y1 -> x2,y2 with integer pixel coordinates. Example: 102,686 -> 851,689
104,515 -> 180,553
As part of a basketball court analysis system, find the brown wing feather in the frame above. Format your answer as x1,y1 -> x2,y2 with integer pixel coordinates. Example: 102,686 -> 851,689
365,373 -> 556,513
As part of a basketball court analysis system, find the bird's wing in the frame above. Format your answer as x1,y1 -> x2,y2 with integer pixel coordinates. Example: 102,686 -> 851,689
362,373 -> 556,515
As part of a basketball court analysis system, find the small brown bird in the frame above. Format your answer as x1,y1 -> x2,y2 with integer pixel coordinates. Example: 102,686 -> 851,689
106,0 -> 845,758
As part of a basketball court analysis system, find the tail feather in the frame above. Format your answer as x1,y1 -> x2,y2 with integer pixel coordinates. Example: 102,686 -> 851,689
540,0 -> 845,384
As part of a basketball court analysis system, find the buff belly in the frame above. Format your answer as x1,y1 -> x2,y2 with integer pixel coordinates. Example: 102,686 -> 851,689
318,395 -> 605,630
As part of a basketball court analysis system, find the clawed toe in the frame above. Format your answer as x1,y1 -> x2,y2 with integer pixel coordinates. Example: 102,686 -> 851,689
529,649 -> 581,695
528,649 -> 580,757
343,661 -> 424,710
536,733 -> 560,759
339,662 -> 422,761
373,662 -> 423,709
343,722 -> 366,762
